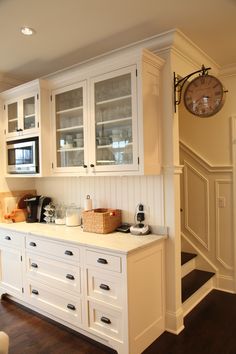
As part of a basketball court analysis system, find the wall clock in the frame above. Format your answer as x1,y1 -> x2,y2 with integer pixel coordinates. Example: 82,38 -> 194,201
183,74 -> 226,118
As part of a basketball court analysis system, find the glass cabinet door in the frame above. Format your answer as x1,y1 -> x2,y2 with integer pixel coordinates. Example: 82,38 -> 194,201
54,83 -> 85,170
7,102 -> 18,133
93,66 -> 137,171
23,96 -> 36,130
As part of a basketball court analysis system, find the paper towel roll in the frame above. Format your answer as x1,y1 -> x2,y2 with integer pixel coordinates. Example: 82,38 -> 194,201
84,195 -> 92,210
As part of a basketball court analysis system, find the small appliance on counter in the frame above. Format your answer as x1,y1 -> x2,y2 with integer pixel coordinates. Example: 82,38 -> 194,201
25,196 -> 40,223
130,203 -> 150,236
130,223 -> 150,235
24,195 -> 51,223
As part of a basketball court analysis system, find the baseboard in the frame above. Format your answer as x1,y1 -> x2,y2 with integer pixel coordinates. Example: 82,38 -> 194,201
216,274 -> 236,293
165,308 -> 184,334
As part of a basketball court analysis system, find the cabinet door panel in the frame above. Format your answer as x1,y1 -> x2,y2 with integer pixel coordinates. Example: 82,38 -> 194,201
91,66 -> 139,172
52,81 -> 88,173
0,247 -> 23,296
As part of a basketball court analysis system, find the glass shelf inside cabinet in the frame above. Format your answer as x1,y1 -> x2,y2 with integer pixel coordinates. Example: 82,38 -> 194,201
55,86 -> 84,168
23,96 -> 35,130
8,102 -> 18,133
95,73 -> 133,166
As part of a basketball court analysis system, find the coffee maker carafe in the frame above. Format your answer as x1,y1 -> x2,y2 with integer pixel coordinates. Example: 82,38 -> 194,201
25,196 -> 40,223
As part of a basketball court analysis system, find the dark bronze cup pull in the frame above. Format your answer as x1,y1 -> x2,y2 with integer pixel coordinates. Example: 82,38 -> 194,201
4,236 -> 11,240
99,284 -> 110,291
65,250 -> 73,256
32,289 -> 39,295
97,258 -> 108,264
67,304 -> 76,311
29,242 -> 37,247
100,316 -> 111,324
31,263 -> 38,268
66,274 -> 75,280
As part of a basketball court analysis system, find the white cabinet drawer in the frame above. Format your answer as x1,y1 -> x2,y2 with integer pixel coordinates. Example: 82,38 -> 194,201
0,230 -> 24,248
26,236 -> 80,263
86,250 -> 121,273
88,301 -> 122,340
26,253 -> 81,294
27,281 -> 82,326
87,269 -> 122,307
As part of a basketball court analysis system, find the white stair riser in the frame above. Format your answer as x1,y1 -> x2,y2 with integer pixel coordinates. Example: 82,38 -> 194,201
181,258 -> 196,278
182,276 -> 215,317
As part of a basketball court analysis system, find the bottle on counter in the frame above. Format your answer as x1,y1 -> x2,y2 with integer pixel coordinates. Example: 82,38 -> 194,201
84,195 -> 93,211
65,204 -> 81,226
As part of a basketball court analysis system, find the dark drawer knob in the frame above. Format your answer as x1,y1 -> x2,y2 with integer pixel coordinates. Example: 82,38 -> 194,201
29,242 -> 37,247
64,250 -> 73,256
90,164 -> 94,168
83,164 -> 87,168
66,274 -> 75,280
97,258 -> 108,264
31,263 -> 38,268
99,284 -> 110,291
4,236 -> 11,240
100,316 -> 111,324
67,304 -> 76,311
32,289 -> 39,295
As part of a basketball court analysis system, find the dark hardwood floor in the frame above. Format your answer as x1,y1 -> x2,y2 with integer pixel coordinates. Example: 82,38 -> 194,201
1,290 -> 236,354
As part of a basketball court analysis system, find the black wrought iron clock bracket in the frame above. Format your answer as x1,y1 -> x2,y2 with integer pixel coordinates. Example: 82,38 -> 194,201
173,65 -> 211,113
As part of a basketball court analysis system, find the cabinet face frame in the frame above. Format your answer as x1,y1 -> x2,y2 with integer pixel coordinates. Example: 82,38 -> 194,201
51,80 -> 89,174
89,65 -> 139,174
4,92 -> 39,139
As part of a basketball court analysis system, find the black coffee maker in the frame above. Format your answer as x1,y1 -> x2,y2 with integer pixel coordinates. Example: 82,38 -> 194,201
25,196 -> 40,223
25,196 -> 51,223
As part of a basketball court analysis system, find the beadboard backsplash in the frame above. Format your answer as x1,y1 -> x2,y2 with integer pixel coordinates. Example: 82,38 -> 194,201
35,175 -> 164,228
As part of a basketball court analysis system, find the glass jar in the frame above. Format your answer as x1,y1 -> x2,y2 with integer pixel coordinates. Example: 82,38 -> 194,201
55,204 -> 66,225
65,204 -> 81,226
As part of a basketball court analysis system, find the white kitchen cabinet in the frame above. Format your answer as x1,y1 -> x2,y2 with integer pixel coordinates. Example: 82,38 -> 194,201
51,49 -> 164,176
1,79 -> 51,176
5,94 -> 38,138
2,79 -> 46,140
51,81 -> 88,173
0,230 -> 24,298
25,235 -> 83,326
0,224 -> 166,354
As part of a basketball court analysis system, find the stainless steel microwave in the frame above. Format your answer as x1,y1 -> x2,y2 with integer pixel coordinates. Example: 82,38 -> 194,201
7,137 -> 39,174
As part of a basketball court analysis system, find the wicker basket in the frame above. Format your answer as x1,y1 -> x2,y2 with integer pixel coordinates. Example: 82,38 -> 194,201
82,208 -> 121,234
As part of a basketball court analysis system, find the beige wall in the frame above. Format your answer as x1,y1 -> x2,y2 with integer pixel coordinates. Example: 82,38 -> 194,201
179,74 -> 236,166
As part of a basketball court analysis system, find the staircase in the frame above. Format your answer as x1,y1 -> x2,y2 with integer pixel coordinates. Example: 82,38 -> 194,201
181,251 -> 215,316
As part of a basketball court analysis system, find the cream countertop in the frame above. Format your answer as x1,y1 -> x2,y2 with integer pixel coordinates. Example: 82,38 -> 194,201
0,222 -> 167,255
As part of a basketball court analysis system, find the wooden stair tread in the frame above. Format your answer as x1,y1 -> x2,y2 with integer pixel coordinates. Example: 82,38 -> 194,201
182,269 -> 215,302
181,251 -> 197,265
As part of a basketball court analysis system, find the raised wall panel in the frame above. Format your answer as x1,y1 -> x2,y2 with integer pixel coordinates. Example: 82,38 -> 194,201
184,161 -> 210,249
215,179 -> 233,270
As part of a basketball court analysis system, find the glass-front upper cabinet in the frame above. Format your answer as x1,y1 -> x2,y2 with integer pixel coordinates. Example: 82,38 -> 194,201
90,65 -> 138,172
52,81 -> 87,172
5,94 -> 38,138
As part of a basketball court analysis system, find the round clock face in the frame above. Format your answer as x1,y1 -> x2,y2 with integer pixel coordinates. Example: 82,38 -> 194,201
183,74 -> 225,117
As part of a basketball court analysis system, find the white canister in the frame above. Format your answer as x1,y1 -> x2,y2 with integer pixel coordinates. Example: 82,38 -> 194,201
65,205 -> 81,226
84,195 -> 92,211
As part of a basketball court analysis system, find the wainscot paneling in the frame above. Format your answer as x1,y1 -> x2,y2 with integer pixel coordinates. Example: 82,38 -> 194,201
35,175 -> 164,228
215,179 -> 233,270
184,160 -> 210,250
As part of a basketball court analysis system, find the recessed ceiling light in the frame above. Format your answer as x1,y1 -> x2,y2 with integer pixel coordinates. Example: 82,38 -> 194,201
20,27 -> 36,36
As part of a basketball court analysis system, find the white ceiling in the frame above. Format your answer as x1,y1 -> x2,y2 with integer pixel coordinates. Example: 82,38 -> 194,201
1,0 -> 236,81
